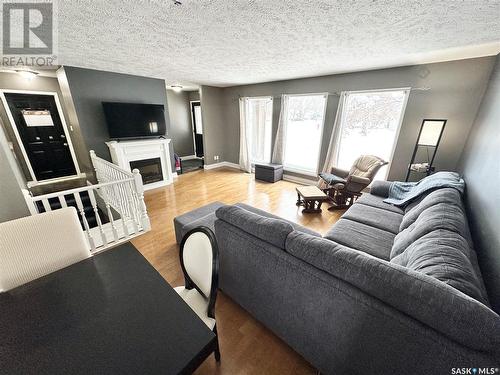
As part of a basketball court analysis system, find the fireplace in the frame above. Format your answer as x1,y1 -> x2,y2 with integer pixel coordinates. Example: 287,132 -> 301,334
130,158 -> 163,185
107,139 -> 173,191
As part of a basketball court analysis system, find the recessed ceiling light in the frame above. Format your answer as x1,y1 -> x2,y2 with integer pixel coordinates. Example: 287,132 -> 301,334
15,69 -> 39,80
171,85 -> 183,93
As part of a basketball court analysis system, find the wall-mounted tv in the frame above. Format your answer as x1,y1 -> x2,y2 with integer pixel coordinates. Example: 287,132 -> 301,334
102,102 -> 166,139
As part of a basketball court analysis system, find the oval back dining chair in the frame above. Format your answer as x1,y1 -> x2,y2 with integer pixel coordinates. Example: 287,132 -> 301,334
174,226 -> 220,361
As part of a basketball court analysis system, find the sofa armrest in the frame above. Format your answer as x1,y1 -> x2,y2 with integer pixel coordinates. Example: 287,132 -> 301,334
285,231 -> 500,356
369,180 -> 392,197
330,167 -> 349,178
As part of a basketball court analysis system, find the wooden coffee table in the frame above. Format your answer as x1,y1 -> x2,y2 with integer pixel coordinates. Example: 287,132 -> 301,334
296,185 -> 328,213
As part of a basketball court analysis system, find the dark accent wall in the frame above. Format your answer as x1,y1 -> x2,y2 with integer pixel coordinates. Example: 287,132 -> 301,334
60,66 -> 174,168
459,54 -> 500,313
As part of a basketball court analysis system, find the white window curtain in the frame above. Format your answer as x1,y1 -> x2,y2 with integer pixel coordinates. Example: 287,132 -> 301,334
239,98 -> 251,172
271,95 -> 288,164
320,92 -> 346,175
239,97 -> 273,172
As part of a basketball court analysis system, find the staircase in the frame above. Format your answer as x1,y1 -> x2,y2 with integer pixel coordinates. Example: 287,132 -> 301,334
34,191 -> 109,230
22,151 -> 150,253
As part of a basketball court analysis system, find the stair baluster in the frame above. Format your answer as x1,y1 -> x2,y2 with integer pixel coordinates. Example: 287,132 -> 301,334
41,198 -> 51,212
74,192 -> 96,252
58,195 -> 68,208
88,189 -> 108,247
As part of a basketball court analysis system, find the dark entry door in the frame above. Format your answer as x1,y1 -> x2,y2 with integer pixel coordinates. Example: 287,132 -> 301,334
191,102 -> 204,157
4,92 -> 77,181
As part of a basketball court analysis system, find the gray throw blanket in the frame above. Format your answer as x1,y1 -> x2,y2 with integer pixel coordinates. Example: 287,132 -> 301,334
384,171 -> 465,207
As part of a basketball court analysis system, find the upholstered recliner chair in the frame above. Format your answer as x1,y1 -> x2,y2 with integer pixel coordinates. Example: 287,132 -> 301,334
319,155 -> 388,209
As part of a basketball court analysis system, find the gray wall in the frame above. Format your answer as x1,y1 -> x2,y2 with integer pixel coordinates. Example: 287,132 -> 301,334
200,86 -> 226,165
60,66 -> 174,168
458,54 -> 500,313
0,118 -> 30,222
209,57 -> 495,180
188,90 -> 200,102
0,146 -> 29,222
0,71 -> 89,180
166,89 -> 195,156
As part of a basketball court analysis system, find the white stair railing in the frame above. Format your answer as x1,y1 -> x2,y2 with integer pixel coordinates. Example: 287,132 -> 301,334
21,151 -> 151,254
90,150 -> 151,232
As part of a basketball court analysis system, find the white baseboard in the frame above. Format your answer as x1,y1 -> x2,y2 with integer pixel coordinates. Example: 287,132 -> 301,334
283,173 -> 318,186
204,161 -> 241,170
223,162 -> 240,170
172,172 -> 178,178
180,154 -> 199,160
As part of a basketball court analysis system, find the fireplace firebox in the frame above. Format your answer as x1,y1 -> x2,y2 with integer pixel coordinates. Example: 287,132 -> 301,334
130,158 -> 163,185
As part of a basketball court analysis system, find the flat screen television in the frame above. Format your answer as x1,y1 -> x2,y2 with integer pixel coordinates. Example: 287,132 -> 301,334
102,102 -> 166,139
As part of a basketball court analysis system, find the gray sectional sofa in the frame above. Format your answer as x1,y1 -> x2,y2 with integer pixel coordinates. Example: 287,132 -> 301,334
209,182 -> 500,374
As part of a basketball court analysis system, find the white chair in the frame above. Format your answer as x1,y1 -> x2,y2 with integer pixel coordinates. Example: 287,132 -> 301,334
0,207 -> 91,291
174,226 -> 220,361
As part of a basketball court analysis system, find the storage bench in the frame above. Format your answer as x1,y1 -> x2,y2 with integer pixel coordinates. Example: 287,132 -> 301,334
254,163 -> 283,183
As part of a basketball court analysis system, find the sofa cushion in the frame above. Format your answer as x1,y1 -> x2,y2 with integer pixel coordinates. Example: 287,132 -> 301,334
215,205 -> 293,249
285,231 -> 500,355
391,202 -> 471,259
400,188 -> 465,232
342,203 -> 403,234
324,218 -> 394,260
391,230 -> 489,304
355,193 -> 404,214
235,203 -> 321,238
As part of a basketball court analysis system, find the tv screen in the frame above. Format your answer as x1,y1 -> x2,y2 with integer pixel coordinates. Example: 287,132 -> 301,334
102,102 -> 166,139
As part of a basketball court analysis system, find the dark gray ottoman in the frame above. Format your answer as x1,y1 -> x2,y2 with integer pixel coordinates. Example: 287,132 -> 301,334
255,163 -> 283,182
173,201 -> 225,243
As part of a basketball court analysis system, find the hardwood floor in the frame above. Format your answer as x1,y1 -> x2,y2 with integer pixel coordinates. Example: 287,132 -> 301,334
131,167 -> 344,374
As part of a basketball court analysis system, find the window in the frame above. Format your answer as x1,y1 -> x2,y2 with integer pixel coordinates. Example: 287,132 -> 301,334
335,89 -> 409,179
244,97 -> 273,164
283,94 -> 327,174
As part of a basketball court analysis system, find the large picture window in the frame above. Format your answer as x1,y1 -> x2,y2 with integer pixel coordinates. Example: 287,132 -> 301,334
244,97 -> 273,164
334,89 -> 409,179
282,94 -> 327,175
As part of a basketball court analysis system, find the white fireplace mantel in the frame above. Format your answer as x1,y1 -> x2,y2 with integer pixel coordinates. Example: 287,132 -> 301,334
106,138 -> 173,190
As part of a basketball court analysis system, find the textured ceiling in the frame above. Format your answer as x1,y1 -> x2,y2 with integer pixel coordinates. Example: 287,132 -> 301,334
58,0 -> 500,88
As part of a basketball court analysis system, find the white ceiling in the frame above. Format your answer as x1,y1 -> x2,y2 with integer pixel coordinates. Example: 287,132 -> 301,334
58,0 -> 500,88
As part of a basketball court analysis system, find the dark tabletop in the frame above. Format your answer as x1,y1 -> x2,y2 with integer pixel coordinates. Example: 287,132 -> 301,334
0,242 -> 215,375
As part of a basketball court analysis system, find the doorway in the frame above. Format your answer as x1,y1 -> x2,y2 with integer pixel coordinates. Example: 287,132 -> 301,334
190,101 -> 204,158
0,90 -> 80,183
